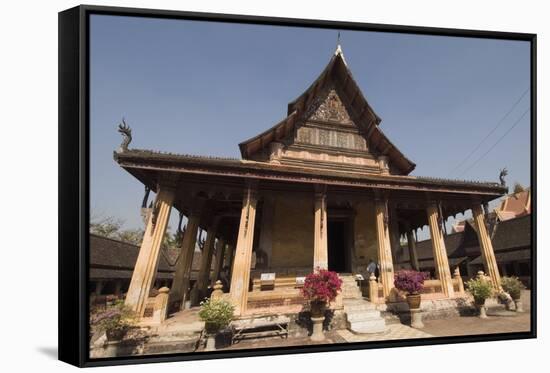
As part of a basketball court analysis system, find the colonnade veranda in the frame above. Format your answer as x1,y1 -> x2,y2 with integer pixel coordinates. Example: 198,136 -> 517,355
124,182 -> 501,318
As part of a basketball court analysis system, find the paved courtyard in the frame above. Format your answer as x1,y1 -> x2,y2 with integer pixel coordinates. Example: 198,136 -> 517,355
217,291 -> 532,351
91,291 -> 532,358
215,312 -> 530,351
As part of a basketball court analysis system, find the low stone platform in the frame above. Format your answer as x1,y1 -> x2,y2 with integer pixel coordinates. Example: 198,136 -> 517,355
379,297 -> 476,325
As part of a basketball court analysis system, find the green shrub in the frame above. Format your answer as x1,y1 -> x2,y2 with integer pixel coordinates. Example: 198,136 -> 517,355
465,277 -> 494,304
198,298 -> 234,332
501,276 -> 525,300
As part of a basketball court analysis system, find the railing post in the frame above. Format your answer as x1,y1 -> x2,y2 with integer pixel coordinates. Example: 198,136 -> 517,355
453,267 -> 465,294
151,287 -> 170,325
369,273 -> 378,303
211,280 -> 224,300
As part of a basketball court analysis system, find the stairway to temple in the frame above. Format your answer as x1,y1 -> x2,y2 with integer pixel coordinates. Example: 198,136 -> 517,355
340,275 -> 386,334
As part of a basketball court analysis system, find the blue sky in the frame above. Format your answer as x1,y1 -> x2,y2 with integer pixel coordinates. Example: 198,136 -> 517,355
90,14 -> 531,234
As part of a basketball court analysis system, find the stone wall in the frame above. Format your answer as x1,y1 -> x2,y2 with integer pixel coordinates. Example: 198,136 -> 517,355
270,192 -> 314,269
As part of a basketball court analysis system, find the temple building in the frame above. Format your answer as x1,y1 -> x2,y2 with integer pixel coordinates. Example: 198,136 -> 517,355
114,45 -> 507,323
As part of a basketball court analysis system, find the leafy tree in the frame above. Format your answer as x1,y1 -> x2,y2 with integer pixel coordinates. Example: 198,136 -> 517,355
90,216 -> 124,238
513,182 -> 526,194
117,228 -> 145,245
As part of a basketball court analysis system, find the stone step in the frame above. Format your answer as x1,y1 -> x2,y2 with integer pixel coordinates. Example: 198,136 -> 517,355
342,290 -> 363,299
342,287 -> 362,293
346,310 -> 383,322
344,303 -> 376,312
342,284 -> 361,289
144,336 -> 199,355
343,297 -> 369,303
381,311 -> 402,325
348,319 -> 386,334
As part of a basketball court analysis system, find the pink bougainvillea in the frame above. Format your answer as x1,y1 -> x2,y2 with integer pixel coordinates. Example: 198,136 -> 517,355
301,268 -> 343,303
393,270 -> 429,294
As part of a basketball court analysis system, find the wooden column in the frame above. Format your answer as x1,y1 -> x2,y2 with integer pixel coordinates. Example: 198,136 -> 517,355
226,243 -> 235,280
211,239 -> 226,287
313,186 -> 328,270
472,204 -> 501,289
426,203 -> 454,297
374,199 -> 394,299
125,186 -> 174,316
170,205 -> 202,310
406,227 -> 420,271
388,207 -> 400,265
194,219 -> 220,304
229,184 -> 258,316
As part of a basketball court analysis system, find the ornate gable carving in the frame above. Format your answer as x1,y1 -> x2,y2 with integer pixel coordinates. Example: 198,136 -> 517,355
309,89 -> 352,124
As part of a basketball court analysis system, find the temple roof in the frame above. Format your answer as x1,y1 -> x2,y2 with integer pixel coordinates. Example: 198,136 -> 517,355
494,189 -> 531,221
238,45 -> 416,175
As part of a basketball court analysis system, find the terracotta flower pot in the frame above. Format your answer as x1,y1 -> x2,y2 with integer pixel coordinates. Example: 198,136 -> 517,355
406,293 -> 421,309
310,300 -> 327,318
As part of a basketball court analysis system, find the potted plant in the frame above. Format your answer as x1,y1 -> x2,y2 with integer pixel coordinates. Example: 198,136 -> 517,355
465,276 -> 494,318
198,298 -> 235,350
301,268 -> 342,341
394,270 -> 428,328
501,276 -> 526,312
394,270 -> 428,309
90,300 -> 137,342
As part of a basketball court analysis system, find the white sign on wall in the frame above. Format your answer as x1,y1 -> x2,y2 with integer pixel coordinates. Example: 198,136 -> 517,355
261,273 -> 276,281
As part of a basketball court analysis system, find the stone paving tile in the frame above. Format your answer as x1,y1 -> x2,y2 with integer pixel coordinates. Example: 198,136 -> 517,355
336,324 -> 433,342
421,313 -> 531,337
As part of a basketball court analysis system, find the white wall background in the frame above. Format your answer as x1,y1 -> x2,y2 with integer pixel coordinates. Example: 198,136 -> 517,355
0,0 -> 546,371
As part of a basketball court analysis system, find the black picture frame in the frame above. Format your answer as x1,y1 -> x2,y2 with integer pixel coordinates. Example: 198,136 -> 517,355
58,4 -> 537,368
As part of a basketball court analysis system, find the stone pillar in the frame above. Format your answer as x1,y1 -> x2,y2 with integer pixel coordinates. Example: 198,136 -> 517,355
114,280 -> 122,296
194,219 -> 220,304
453,267 -> 465,294
368,273 -> 378,303
94,280 -> 104,296
229,184 -> 258,316
211,239 -> 226,287
125,186 -> 174,316
472,204 -> 501,289
313,186 -> 328,270
374,199 -> 394,299
211,280 -> 224,300
151,287 -> 170,325
406,229 -> 420,271
426,203 -> 454,298
170,206 -> 202,310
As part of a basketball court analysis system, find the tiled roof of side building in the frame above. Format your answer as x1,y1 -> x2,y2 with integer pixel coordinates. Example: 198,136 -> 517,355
398,214 -> 531,265
90,234 -> 174,272
90,234 -> 209,277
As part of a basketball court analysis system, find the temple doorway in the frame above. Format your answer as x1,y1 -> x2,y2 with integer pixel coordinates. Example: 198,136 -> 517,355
327,219 -> 351,273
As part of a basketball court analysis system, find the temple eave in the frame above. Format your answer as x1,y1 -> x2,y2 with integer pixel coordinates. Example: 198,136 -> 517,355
115,149 -> 506,199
